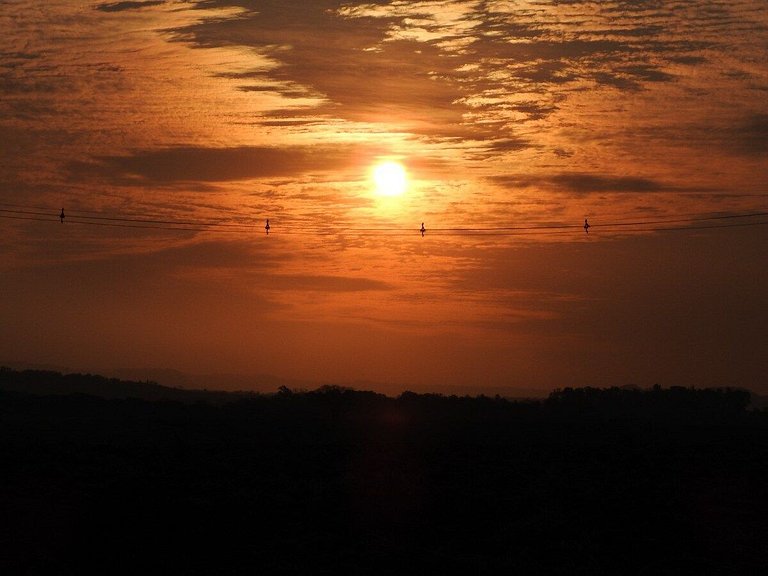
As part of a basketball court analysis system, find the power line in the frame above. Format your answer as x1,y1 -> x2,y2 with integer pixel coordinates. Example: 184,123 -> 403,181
0,207 -> 256,229
2,205 -> 767,237
5,201 -> 767,228
0,214 -> 56,224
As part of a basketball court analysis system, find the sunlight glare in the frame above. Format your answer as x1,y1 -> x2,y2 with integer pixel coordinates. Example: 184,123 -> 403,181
372,161 -> 408,197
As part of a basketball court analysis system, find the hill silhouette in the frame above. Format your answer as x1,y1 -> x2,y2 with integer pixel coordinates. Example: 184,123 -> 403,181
1,367 -> 766,574
0,366 -> 251,403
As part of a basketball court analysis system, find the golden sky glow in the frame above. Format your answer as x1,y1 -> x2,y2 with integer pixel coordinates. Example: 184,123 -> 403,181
1,0 -> 767,394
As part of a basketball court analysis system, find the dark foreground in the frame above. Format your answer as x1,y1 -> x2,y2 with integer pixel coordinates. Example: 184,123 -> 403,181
1,372 -> 767,575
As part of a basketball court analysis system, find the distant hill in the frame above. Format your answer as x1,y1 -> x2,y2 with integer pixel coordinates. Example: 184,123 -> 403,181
0,366 -> 251,403
106,366 -> 314,394
1,365 -> 760,420
1,361 -> 551,398
1,370 -> 766,574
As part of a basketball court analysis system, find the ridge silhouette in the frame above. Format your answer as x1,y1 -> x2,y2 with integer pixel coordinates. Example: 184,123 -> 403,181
1,366 -> 765,574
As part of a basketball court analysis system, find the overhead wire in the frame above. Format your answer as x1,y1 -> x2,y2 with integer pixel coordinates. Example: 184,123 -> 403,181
1,204 -> 768,237
0,207 -> 254,229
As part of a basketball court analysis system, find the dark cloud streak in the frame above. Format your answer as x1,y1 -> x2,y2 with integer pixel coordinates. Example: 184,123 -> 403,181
269,274 -> 393,293
68,145 -> 377,184
96,1 -> 165,12
492,173 -> 674,194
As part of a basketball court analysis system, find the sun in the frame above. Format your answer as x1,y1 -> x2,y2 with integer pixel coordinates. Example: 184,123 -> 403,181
372,161 -> 408,197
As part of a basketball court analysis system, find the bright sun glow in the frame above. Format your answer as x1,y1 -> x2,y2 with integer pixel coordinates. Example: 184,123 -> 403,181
372,161 -> 408,196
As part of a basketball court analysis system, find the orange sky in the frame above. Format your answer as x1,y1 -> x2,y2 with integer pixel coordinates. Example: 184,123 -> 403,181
1,0 -> 767,395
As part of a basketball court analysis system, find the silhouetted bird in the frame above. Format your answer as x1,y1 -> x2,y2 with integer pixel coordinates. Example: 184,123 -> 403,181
265,219 -> 270,235
420,222 -> 426,237
60,209 -> 65,224
584,218 -> 590,234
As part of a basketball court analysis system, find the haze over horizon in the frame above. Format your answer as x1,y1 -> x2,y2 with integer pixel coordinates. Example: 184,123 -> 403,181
2,1 -> 767,394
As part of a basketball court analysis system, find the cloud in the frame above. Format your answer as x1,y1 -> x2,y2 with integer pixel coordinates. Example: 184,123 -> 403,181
268,274 -> 393,293
669,113 -> 768,159
133,238 -> 281,270
148,0 -> 750,156
727,113 -> 768,157
164,3 -> 469,132
95,1 -> 166,12
466,136 -> 536,160
67,145 -> 375,184
491,173 -> 670,194
669,55 -> 707,65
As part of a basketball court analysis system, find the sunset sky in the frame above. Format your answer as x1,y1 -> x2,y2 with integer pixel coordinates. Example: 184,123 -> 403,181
2,0 -> 767,395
